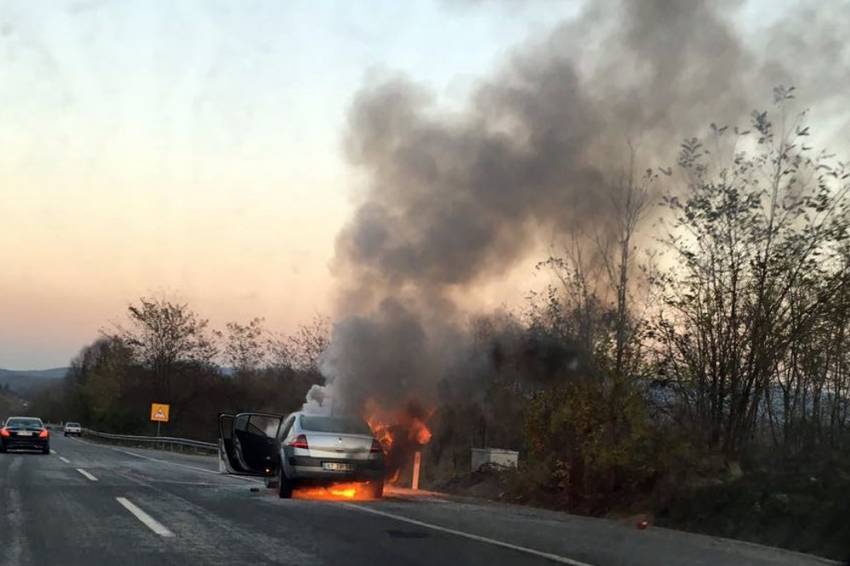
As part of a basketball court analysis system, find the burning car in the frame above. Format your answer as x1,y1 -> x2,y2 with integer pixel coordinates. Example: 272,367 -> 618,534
219,411 -> 385,499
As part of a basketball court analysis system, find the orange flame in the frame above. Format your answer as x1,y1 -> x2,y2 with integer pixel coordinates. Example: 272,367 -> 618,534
363,399 -> 434,453
411,417 -> 432,444
366,413 -> 394,453
362,399 -> 434,486
292,482 -> 376,500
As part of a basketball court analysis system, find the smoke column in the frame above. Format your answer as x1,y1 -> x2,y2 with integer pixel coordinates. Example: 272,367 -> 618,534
306,0 -> 850,416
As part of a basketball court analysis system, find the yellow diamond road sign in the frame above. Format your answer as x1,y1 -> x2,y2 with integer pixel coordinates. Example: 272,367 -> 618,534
150,403 -> 170,423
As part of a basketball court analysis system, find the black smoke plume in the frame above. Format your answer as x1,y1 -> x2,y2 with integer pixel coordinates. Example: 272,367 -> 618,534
307,0 -> 850,418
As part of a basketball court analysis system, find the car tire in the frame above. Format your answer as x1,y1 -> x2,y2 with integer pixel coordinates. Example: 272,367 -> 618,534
64,433 -> 68,437
43,446 -> 50,455
370,480 -> 384,498
277,468 -> 294,499
0,445 -> 6,454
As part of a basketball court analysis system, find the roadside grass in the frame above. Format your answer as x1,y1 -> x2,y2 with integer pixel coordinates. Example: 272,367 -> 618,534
655,454 -> 850,561
435,455 -> 850,562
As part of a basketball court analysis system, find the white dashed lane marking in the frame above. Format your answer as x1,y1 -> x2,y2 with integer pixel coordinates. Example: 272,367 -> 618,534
76,468 -> 98,481
116,497 -> 174,537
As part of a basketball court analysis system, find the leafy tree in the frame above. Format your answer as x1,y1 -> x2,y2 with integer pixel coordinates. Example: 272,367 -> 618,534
652,87 -> 850,456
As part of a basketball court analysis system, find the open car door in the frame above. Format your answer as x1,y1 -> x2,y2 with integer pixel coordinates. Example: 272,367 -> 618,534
218,412 -> 284,477
218,413 -> 242,474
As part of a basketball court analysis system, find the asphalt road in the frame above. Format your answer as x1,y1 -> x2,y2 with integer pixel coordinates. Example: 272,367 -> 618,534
0,434 -> 839,566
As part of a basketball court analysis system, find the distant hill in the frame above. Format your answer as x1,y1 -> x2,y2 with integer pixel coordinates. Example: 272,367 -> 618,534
0,367 -> 67,398
0,367 -> 68,380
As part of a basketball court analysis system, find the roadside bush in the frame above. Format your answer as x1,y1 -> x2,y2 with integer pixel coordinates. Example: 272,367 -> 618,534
524,377 -> 659,512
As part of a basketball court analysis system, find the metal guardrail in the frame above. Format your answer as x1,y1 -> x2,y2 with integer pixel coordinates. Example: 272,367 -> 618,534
82,428 -> 218,453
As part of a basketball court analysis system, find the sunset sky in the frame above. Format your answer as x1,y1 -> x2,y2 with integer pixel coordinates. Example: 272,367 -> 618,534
0,1 -> 582,369
0,0 -> 829,369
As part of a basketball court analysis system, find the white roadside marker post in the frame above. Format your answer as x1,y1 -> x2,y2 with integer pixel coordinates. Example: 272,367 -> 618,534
412,451 -> 421,490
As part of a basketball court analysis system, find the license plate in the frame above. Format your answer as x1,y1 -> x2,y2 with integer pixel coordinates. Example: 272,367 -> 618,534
322,462 -> 354,472
17,431 -> 32,436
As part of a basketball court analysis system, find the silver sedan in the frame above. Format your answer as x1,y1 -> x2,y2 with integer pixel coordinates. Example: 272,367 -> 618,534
219,411 -> 385,498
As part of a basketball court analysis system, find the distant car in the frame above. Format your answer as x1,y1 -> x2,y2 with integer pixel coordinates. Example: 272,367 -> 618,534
219,411 -> 385,498
63,422 -> 82,437
0,416 -> 50,454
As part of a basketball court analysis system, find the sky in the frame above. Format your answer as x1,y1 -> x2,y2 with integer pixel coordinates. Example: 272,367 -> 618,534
0,0 -> 582,369
0,0 -> 840,370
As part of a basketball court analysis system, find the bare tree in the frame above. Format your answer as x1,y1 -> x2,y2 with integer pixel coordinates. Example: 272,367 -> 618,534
539,144 -> 655,378
266,315 -> 330,372
110,296 -> 218,397
531,146 -> 658,499
219,317 -> 266,376
599,146 -> 655,380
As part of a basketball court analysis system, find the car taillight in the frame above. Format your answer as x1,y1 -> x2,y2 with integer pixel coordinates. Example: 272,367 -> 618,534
370,439 -> 383,453
0,428 -> 9,437
288,434 -> 309,449
39,429 -> 49,438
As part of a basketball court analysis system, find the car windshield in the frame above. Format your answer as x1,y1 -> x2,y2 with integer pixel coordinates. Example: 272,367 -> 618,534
66,423 -> 80,427
300,416 -> 372,436
5,418 -> 44,430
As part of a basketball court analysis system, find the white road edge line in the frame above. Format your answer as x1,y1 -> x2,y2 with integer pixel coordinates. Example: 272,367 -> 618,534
50,449 -> 56,454
116,497 -> 174,538
58,456 -> 71,464
342,503 -> 595,566
75,468 -> 98,482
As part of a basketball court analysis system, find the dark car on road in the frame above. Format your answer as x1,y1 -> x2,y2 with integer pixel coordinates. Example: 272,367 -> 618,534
0,417 -> 50,454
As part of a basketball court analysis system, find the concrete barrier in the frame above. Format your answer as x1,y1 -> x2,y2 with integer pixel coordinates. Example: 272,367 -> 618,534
471,448 -> 519,471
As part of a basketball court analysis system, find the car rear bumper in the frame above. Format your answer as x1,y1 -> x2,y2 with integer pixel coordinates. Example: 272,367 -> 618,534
2,438 -> 49,450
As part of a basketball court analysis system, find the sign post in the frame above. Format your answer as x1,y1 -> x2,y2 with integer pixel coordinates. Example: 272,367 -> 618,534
150,402 -> 170,437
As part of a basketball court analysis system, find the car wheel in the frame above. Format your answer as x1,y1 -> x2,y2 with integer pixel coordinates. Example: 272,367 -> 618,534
277,468 -> 293,499
0,445 -> 6,454
370,480 -> 384,498
43,446 -> 50,455
64,432 -> 68,437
